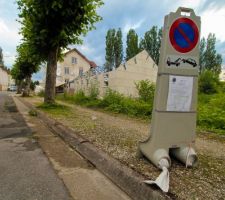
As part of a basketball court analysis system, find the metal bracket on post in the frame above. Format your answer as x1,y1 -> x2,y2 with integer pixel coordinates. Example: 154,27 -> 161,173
177,7 -> 196,17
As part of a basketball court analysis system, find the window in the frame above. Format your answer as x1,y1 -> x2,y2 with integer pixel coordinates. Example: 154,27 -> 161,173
104,73 -> 109,86
64,67 -> 70,74
79,67 -> 83,76
72,57 -> 77,64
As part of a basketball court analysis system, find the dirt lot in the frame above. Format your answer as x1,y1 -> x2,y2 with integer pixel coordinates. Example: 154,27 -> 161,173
26,97 -> 225,200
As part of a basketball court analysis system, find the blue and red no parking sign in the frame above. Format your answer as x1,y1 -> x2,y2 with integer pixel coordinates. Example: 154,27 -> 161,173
169,17 -> 199,53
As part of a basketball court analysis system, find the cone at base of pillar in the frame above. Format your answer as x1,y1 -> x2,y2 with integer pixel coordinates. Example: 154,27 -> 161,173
153,149 -> 171,169
138,145 -> 171,169
170,147 -> 198,167
144,158 -> 170,193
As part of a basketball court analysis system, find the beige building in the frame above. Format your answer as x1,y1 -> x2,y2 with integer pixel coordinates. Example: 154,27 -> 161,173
70,50 -> 158,97
0,65 -> 10,91
56,48 -> 97,87
107,50 -> 157,97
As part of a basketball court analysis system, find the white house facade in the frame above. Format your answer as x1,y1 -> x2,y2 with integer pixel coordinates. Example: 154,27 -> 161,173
0,66 -> 10,91
56,48 -> 97,87
69,50 -> 158,97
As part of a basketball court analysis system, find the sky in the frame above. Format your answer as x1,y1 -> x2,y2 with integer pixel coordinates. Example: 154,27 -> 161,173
0,0 -> 225,80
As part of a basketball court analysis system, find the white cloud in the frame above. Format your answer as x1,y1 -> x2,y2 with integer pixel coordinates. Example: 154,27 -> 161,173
77,43 -> 95,55
3,51 -> 16,68
92,55 -> 104,66
176,0 -> 205,11
0,18 -> 21,66
200,6 -> 225,42
0,19 -> 9,32
75,43 -> 104,65
0,18 -> 21,45
123,19 -> 145,35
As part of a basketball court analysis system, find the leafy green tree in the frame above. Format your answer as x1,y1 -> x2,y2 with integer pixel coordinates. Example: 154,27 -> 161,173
200,33 -> 222,75
105,28 -> 123,70
199,70 -> 220,94
17,0 -> 103,103
199,38 -> 206,73
11,63 -> 25,94
105,29 -> 116,71
126,29 -> 139,60
140,26 -> 162,64
215,54 -> 223,74
114,28 -> 123,68
30,80 -> 40,91
11,42 -> 40,96
157,27 -> 162,62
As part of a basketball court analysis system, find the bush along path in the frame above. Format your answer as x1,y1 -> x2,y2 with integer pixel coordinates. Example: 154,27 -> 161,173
56,90 -> 153,118
25,96 -> 225,200
55,89 -> 225,135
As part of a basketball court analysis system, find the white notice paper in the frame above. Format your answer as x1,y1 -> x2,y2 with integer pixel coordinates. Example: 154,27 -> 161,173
167,75 -> 193,112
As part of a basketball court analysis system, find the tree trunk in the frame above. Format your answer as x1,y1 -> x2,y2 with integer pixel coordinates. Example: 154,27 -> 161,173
44,47 -> 58,104
22,76 -> 31,97
16,80 -> 22,94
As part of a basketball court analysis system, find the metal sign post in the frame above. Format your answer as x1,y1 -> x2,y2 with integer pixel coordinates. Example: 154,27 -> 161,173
139,7 -> 201,181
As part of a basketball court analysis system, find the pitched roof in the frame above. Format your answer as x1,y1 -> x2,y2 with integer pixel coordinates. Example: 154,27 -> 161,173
64,48 -> 97,68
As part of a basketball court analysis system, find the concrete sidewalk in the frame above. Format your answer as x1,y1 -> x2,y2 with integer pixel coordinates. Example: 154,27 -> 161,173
13,96 -> 132,200
0,92 -> 72,200
17,96 -> 170,200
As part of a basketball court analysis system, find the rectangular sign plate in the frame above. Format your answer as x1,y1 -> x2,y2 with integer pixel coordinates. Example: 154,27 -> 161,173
167,75 -> 193,112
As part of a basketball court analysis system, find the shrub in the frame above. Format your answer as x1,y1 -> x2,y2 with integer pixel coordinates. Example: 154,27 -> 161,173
135,80 -> 155,102
57,90 -> 90,105
73,90 -> 87,104
199,70 -> 220,94
119,98 -> 152,117
99,89 -> 123,107
37,90 -> 45,97
198,93 -> 225,132
28,109 -> 38,116
85,99 -> 101,108
100,89 -> 153,117
56,88 -> 153,118
88,82 -> 99,100
37,103 -> 71,116
218,81 -> 225,93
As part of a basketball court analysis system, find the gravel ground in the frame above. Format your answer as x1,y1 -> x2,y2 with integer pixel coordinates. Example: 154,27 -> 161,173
27,97 -> 225,200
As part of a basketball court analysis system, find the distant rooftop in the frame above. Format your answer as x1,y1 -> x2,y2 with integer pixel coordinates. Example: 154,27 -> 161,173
64,48 -> 97,68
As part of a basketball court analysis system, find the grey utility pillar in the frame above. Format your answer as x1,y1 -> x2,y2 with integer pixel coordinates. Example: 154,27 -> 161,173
139,7 -> 201,169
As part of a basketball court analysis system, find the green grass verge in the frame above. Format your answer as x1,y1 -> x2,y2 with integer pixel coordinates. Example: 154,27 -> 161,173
55,90 -> 225,135
37,103 -> 72,116
56,90 -> 153,118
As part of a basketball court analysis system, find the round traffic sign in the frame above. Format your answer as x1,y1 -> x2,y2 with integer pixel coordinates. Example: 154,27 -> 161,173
169,17 -> 199,53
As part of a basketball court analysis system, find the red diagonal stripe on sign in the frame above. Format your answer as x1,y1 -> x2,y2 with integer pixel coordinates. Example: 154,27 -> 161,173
177,26 -> 193,46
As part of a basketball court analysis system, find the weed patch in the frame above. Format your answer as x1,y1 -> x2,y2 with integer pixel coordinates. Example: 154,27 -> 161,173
56,89 -> 225,134
37,103 -> 71,116
28,109 -> 38,116
198,93 -> 225,134
57,89 -> 153,118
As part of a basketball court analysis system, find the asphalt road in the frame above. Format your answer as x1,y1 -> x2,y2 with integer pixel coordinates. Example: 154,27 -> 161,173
0,92 -> 72,200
